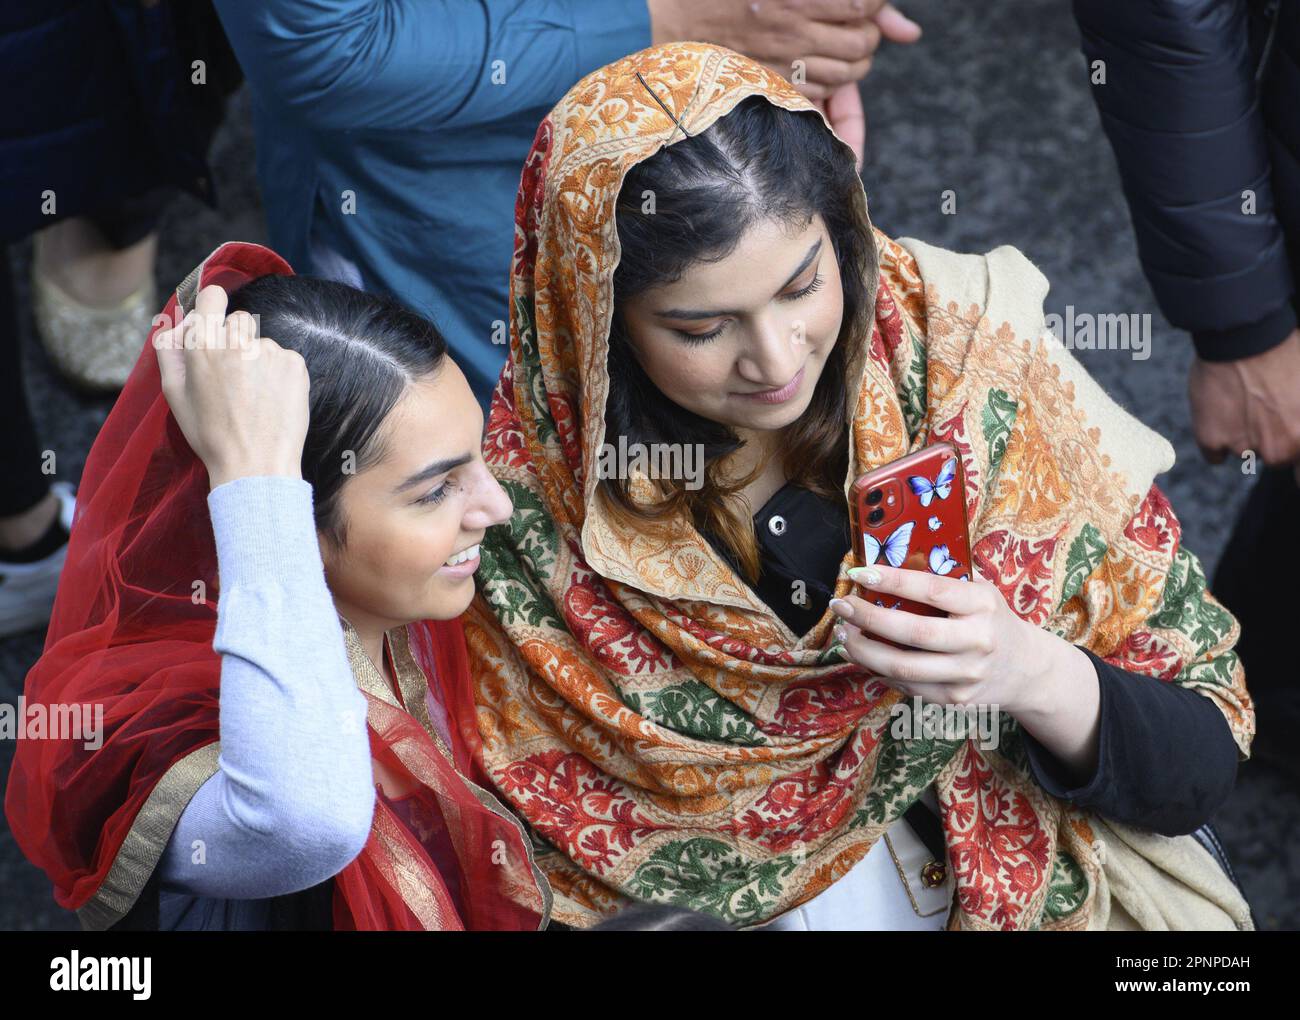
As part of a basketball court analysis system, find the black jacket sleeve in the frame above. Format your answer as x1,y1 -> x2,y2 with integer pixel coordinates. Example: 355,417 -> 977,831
1022,648 -> 1239,837
1072,0 -> 1297,361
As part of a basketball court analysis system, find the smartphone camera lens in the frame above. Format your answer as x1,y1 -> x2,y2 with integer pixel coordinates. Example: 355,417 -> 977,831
866,489 -> 883,506
867,507 -> 885,525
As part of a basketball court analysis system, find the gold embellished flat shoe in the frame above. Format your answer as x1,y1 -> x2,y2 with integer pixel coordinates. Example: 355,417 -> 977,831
31,245 -> 156,393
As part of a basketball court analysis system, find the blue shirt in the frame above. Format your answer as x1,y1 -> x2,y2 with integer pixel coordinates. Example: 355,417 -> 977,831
212,0 -> 653,407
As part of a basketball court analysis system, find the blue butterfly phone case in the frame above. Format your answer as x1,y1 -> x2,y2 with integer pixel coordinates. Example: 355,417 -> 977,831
851,442 -> 974,620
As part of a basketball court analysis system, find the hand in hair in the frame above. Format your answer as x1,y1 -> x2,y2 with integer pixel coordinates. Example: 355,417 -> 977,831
154,283 -> 310,491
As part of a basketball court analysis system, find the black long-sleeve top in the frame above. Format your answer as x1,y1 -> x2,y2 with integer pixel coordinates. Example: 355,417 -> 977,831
700,481 -> 1239,837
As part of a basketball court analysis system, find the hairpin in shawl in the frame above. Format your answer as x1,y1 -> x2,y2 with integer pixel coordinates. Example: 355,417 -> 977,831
635,71 -> 693,139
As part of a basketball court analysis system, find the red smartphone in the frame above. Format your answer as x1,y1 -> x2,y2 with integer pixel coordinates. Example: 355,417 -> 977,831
851,442 -> 973,619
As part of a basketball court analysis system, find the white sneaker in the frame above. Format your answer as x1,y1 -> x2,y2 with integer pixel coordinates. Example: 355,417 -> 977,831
0,482 -> 76,638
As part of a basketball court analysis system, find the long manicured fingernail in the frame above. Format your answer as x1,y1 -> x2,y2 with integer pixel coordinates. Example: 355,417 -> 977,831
847,566 -> 881,585
828,597 -> 853,619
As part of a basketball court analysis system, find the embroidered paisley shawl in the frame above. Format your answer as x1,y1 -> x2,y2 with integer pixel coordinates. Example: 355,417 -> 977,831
463,42 -> 1255,930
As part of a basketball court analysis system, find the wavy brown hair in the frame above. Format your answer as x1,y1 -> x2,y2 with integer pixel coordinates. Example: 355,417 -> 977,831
602,96 -> 874,582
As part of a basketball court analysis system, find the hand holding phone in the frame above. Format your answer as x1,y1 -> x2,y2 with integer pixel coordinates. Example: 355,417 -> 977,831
851,442 -> 973,620
830,442 -> 1085,721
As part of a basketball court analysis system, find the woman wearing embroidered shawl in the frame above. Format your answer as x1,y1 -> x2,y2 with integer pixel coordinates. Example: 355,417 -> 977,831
465,42 -> 1257,932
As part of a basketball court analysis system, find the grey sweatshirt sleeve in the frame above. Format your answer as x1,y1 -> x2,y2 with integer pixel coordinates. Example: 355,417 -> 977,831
156,475 -> 376,899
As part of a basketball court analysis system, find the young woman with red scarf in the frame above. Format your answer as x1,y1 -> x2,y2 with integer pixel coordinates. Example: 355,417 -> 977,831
4,243 -> 551,930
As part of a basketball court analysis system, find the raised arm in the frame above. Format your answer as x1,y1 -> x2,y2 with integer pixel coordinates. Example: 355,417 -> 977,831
157,474 -> 375,899
152,285 -> 377,901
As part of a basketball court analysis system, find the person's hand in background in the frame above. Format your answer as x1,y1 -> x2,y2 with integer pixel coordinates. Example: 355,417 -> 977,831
1188,327 -> 1300,485
647,0 -> 921,168
813,82 -> 868,171
813,4 -> 921,168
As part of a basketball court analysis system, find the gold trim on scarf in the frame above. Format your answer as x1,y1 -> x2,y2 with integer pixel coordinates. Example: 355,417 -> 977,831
389,624 -> 553,927
340,616 -> 553,928
387,625 -> 448,751
82,615 -> 551,932
340,616 -> 404,710
370,788 -> 457,930
77,741 -> 222,931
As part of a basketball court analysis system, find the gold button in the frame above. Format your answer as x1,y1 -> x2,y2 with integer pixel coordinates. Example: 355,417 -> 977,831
920,860 -> 947,888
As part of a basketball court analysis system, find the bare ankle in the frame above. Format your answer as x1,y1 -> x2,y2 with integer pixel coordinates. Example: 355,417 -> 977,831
36,220 -> 157,306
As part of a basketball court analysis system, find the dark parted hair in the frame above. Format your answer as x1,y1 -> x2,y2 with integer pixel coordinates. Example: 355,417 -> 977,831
225,275 -> 448,548
605,95 -> 872,582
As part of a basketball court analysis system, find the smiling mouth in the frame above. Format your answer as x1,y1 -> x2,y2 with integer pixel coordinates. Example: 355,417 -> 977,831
737,366 -> 805,403
444,543 -> 481,567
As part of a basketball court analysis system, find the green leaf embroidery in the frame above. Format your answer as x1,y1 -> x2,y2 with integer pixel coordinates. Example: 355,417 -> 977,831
477,479 -> 565,630
623,682 -> 765,745
1059,523 -> 1108,606
1147,547 -> 1233,651
627,838 -> 801,924
981,388 -> 1018,473
1043,849 -> 1090,922
853,735 -> 958,828
512,294 -> 556,447
899,331 -> 928,439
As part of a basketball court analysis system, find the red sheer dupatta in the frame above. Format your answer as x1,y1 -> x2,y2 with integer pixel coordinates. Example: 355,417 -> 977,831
341,616 -> 552,930
3,242 -> 550,930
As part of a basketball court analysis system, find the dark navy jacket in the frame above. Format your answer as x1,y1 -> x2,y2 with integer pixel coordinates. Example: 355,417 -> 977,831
1073,0 -> 1300,361
2,1 -> 238,244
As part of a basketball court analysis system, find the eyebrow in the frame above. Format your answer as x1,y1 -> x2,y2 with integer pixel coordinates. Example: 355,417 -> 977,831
654,238 -> 823,321
395,453 -> 472,493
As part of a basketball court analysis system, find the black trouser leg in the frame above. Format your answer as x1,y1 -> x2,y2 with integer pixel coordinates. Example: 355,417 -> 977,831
1211,466 -> 1300,768
0,248 -> 52,518
83,187 -> 174,251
